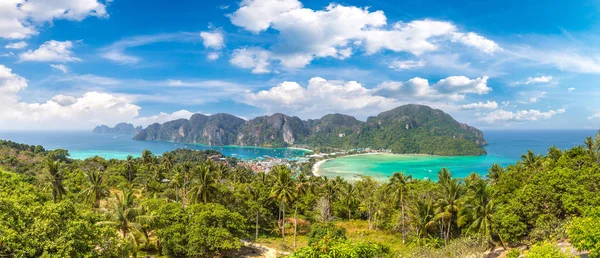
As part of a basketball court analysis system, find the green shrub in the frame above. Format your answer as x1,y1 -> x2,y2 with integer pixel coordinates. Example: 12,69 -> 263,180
506,248 -> 520,258
307,223 -> 347,246
567,208 -> 600,258
526,242 -> 568,258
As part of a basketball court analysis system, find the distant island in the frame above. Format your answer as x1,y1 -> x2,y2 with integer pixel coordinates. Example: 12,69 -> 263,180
93,123 -> 142,135
133,104 -> 487,156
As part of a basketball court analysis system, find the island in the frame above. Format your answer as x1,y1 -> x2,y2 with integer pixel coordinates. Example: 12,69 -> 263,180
133,104 -> 487,156
93,123 -> 142,135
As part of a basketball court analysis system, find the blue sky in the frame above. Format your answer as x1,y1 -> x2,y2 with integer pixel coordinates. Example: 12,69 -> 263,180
1,0 -> 600,130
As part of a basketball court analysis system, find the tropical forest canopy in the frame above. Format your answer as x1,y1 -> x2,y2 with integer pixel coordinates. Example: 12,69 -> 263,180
1,132 -> 600,257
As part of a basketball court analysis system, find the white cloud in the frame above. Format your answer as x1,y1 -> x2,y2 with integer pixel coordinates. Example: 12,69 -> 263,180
133,110 -> 195,127
19,40 -> 80,62
200,30 -> 225,50
100,33 -> 199,64
228,0 -> 302,33
207,52 -> 220,60
514,75 -> 553,85
50,64 -> 68,73
230,47 -> 271,73
451,32 -> 501,54
375,76 -> 491,101
228,1 -> 499,72
460,101 -> 498,110
588,113 -> 600,120
5,41 -> 27,49
568,87 -> 575,92
388,60 -> 425,70
0,64 -> 143,130
479,108 -> 565,123
0,0 -> 106,39
242,77 -> 396,118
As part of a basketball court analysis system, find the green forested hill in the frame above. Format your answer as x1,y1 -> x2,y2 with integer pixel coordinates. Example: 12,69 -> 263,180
132,104 -> 487,155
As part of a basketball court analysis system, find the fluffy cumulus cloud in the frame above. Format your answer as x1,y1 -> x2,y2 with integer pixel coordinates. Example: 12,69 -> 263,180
0,64 -> 206,130
374,76 -> 491,101
230,47 -> 272,73
242,75 -> 492,118
19,40 -> 81,62
242,77 -> 395,118
228,0 -> 499,72
5,41 -> 27,49
200,30 -> 225,60
388,60 -> 425,70
0,65 -> 140,129
200,30 -> 225,50
0,0 -> 106,39
479,108 -> 566,123
460,101 -> 498,110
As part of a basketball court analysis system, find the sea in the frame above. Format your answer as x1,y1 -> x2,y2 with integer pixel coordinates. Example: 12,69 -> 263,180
0,131 -> 309,160
0,130 -> 596,180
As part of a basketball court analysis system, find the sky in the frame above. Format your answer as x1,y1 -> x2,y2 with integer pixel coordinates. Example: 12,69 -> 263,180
1,0 -> 600,130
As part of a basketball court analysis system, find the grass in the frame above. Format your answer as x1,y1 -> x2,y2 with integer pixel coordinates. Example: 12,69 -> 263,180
255,219 -> 407,253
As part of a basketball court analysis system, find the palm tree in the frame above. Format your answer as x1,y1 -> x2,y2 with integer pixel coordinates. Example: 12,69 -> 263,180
356,176 -> 378,230
293,173 -> 310,248
413,198 -> 435,238
339,182 -> 358,220
269,166 -> 296,242
434,177 -> 463,244
123,155 -> 137,184
169,166 -> 184,203
458,177 -> 496,246
161,153 -> 174,172
486,164 -> 504,184
321,177 -> 339,219
188,163 -> 217,204
99,188 -> 143,256
82,169 -> 108,208
141,150 -> 153,166
45,158 -> 66,203
521,150 -> 542,171
388,172 -> 412,244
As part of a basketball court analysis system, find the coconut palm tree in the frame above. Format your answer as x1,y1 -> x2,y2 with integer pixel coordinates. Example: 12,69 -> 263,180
45,158 -> 66,203
188,163 -> 217,204
122,155 -> 137,184
99,188 -> 143,256
292,173 -> 311,248
82,169 -> 108,208
486,164 -> 504,185
161,152 -> 174,172
339,182 -> 358,220
169,166 -> 184,203
521,150 -> 542,171
458,176 -> 495,246
434,177 -> 463,244
413,198 -> 435,239
388,172 -> 412,244
269,165 -> 296,242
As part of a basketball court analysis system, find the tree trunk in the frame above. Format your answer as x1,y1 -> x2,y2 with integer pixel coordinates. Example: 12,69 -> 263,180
348,208 -> 351,221
256,209 -> 259,240
282,203 -> 286,242
294,205 -> 298,248
175,185 -> 179,202
401,194 -> 405,244
368,205 -> 373,230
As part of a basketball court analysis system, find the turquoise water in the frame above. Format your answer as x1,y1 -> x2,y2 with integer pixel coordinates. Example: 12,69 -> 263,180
0,131 -> 309,160
0,130 -> 596,179
319,130 -> 597,180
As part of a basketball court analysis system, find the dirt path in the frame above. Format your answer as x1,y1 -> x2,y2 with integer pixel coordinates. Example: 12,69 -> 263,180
241,240 -> 290,258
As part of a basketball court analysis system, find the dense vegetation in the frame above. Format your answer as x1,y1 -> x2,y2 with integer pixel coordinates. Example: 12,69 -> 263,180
133,104 -> 487,155
1,131 -> 600,257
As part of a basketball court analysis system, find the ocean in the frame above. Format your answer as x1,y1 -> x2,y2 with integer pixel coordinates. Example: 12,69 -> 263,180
317,129 -> 597,180
0,130 -> 596,179
0,131 -> 309,160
